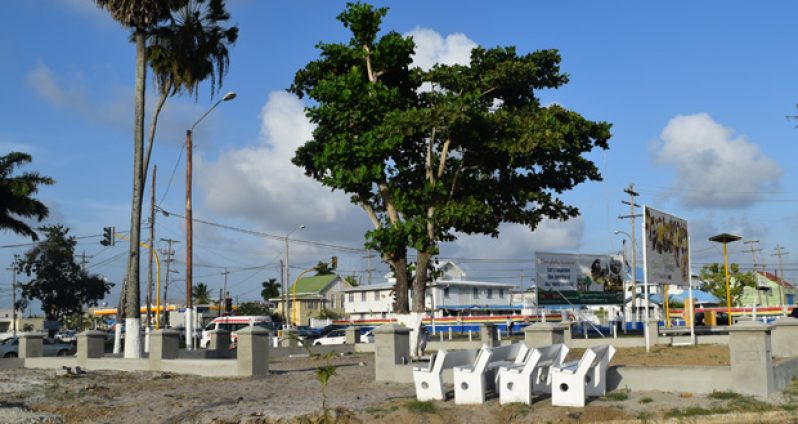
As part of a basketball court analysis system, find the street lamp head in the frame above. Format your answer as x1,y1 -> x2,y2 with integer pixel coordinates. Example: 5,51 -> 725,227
613,230 -> 620,235
299,224 -> 306,229
222,91 -> 236,101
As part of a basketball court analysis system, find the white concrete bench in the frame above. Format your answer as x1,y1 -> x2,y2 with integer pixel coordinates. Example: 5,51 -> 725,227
551,344 -> 616,407
498,343 -> 568,405
453,345 -> 494,404
412,348 -> 479,401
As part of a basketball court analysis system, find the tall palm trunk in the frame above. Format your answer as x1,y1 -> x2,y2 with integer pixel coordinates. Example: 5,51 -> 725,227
124,29 -> 146,359
412,252 -> 431,313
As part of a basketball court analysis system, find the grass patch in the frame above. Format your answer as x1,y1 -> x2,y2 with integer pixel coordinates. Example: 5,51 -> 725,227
636,411 -> 652,421
405,400 -> 437,414
708,390 -> 742,400
665,406 -> 716,418
638,397 -> 653,404
601,388 -> 630,402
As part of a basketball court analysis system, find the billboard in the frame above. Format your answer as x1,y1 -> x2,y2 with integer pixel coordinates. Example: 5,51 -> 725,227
535,252 -> 625,305
642,206 -> 689,286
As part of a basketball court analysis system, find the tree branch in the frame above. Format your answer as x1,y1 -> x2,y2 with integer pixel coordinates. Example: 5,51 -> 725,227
358,201 -> 382,230
436,137 -> 451,180
377,181 -> 400,224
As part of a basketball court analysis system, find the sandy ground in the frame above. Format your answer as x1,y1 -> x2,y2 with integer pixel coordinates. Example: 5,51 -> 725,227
0,347 -> 795,423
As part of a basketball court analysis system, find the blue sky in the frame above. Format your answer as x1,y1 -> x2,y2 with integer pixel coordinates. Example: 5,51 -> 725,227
2,1 -> 798,311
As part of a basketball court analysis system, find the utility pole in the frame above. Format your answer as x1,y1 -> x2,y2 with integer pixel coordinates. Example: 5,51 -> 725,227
222,268 -> 230,316
773,245 -> 790,312
366,249 -> 373,286
160,238 -> 179,327
147,165 -> 156,330
78,251 -> 92,330
619,184 -> 642,323
280,259 -> 285,321
7,256 -> 18,337
744,240 -> 762,272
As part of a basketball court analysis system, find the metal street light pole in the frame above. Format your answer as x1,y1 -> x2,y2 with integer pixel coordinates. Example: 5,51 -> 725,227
185,91 -> 236,350
709,233 -> 742,322
284,224 -> 305,329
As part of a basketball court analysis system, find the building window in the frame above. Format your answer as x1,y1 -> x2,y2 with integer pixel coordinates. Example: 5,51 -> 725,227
487,289 -> 493,299
473,287 -> 479,298
348,293 -> 354,303
444,287 -> 450,298
499,289 -> 505,298
341,294 -> 345,307
373,291 -> 379,301
361,291 -> 367,302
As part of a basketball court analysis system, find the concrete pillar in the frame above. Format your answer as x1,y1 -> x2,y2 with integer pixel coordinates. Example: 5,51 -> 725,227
18,333 -> 43,358
237,326 -> 270,377
770,317 -> 798,358
645,319 -> 662,346
374,324 -> 410,382
345,327 -> 358,344
280,329 -> 298,350
480,323 -> 498,347
559,320 -> 573,345
77,330 -> 106,367
524,322 -> 564,348
208,329 -> 231,353
729,320 -> 774,398
149,329 -> 180,370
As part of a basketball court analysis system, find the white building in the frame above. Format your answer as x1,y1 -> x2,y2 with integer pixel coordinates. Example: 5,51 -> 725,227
341,261 -> 519,320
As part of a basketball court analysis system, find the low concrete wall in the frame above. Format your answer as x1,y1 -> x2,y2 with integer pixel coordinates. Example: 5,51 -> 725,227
0,358 -> 23,369
161,359 -> 236,377
569,334 -> 728,349
608,365 -> 732,394
773,357 -> 798,392
24,357 -> 77,370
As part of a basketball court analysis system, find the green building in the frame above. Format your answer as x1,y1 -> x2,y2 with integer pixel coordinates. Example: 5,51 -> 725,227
739,272 -> 795,307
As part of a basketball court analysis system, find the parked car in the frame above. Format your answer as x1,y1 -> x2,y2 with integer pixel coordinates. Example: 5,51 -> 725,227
200,316 -> 273,348
0,337 -> 76,358
312,329 -> 347,345
318,324 -> 348,337
55,330 -> 77,343
295,325 -> 321,340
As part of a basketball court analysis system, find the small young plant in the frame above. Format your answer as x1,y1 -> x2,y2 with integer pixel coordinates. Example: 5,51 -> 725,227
285,331 -> 339,423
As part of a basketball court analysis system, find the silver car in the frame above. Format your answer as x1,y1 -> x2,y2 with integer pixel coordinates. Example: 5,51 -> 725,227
0,337 -> 76,358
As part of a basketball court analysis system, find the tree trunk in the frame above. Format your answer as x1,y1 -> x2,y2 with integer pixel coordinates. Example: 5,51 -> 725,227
412,252 -> 431,313
391,254 -> 410,314
124,29 -> 146,359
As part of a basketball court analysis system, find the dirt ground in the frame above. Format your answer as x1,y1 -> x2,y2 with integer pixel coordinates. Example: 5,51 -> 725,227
0,347 -> 795,424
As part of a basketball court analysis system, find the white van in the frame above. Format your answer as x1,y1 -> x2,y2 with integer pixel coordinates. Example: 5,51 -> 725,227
200,315 -> 274,348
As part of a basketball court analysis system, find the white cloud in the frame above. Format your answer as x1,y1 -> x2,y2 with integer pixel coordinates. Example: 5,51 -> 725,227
406,27 -> 477,71
198,91 -> 362,235
446,218 -> 585,259
652,113 -> 782,208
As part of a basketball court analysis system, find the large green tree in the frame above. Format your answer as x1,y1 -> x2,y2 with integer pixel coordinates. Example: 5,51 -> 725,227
0,152 -> 53,241
93,0 -> 182,357
291,3 -> 612,312
17,226 -> 112,334
290,3 -> 419,313
699,263 -> 756,306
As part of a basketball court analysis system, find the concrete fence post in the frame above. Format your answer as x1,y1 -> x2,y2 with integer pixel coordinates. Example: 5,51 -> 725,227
149,329 -> 180,370
559,320 -> 573,346
374,324 -> 410,382
18,333 -> 43,358
729,320 -> 774,398
77,330 -> 106,367
646,319 -> 662,346
770,317 -> 798,358
237,326 -> 270,377
480,323 -> 498,347
345,327 -> 358,344
208,329 -> 231,358
524,322 -> 565,348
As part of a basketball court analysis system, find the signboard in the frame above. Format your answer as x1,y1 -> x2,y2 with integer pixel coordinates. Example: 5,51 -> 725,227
43,320 -> 60,330
642,206 -> 689,286
535,252 -> 625,305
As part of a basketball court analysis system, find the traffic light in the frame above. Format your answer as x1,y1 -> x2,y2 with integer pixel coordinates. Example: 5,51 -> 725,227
331,256 -> 338,270
224,297 -> 233,314
100,226 -> 115,246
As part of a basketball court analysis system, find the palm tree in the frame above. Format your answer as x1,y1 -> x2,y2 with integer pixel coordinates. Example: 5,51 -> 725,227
143,0 -> 238,180
93,0 -> 180,359
192,282 -> 212,305
260,278 -> 280,302
0,153 -> 53,240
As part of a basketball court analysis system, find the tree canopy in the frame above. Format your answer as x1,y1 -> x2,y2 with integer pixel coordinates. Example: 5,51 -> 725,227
699,263 -> 756,306
260,278 -> 280,301
0,152 -> 54,241
290,2 -> 612,312
17,225 -> 113,324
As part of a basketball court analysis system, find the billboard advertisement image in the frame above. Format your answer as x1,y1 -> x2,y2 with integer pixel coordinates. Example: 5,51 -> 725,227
535,252 -> 625,305
643,206 -> 689,286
